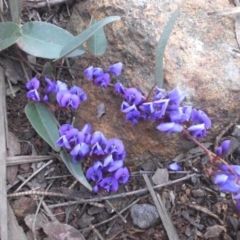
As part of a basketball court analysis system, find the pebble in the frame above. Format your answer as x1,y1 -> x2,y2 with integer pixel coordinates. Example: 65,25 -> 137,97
130,204 -> 160,229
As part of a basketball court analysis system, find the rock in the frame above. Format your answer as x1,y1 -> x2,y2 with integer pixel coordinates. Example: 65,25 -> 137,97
68,0 -> 240,167
130,203 -> 160,228
78,213 -> 94,228
88,206 -> 104,215
192,189 -> 205,197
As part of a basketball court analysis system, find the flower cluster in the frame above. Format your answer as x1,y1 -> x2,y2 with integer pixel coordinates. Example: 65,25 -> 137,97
83,62 -> 123,88
55,124 -> 130,192
26,77 -> 87,109
115,83 -> 211,138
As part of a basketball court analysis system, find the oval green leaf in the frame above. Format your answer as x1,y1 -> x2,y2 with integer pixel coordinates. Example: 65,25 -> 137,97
155,8 -> 179,88
25,102 -> 60,152
0,22 -> 21,51
60,150 -> 92,191
56,16 -> 120,61
87,16 -> 107,56
17,21 -> 85,59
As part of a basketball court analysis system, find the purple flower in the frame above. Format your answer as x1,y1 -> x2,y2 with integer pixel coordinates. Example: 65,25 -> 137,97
105,138 -> 125,155
99,177 -> 119,192
190,109 -> 211,129
188,124 -> 206,138
93,68 -> 104,78
124,88 -> 143,105
114,82 -> 126,95
83,66 -> 94,80
219,179 -> 240,193
157,122 -> 183,133
65,128 -> 81,145
103,155 -> 124,172
56,135 -> 71,149
59,124 -> 73,136
70,142 -> 90,159
213,172 -> 230,185
216,140 -> 230,156
86,161 -> 103,182
121,102 -> 140,125
56,80 -> 68,92
169,106 -> 192,123
152,99 -> 169,120
108,62 -> 123,76
139,102 -> 155,120
56,90 -> 80,108
45,77 -> 56,94
27,89 -> 40,101
90,131 -> 107,155
80,124 -> 92,144
42,95 -> 48,102
154,88 -> 166,100
166,88 -> 185,110
114,167 -> 130,184
70,86 -> 87,101
168,162 -> 182,171
93,73 -> 110,88
26,77 -> 40,90
218,164 -> 240,176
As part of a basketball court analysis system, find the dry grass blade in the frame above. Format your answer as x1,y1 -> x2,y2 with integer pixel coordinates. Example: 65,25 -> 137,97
6,155 -> 52,166
208,7 -> 240,16
0,65 -> 8,240
143,174 -> 179,240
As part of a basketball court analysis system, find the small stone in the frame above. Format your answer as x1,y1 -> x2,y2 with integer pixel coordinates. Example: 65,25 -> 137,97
130,204 -> 160,229
78,213 -> 94,229
185,188 -> 191,195
88,206 -> 104,215
192,189 -> 205,197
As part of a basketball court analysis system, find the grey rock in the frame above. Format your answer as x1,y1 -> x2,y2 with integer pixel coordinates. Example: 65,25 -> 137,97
78,213 -> 94,228
130,203 -> 160,229
88,206 -> 104,215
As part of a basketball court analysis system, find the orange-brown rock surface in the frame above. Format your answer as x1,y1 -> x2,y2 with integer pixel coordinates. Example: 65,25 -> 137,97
67,0 -> 240,167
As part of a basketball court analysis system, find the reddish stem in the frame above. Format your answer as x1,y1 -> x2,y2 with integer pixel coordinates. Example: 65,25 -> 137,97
145,83 -> 156,102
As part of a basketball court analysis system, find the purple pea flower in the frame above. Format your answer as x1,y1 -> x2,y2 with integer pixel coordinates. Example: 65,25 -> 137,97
70,142 -> 90,159
55,135 -> 71,149
26,77 -> 40,90
93,73 -> 110,88
157,122 -> 183,133
121,102 -> 140,125
86,161 -> 103,182
216,140 -> 231,156
70,86 -> 87,101
83,66 -> 94,80
115,82 -> 126,95
219,179 -> 240,193
124,88 -> 143,105
103,155 -> 124,172
105,138 -> 125,155
187,124 -> 206,138
56,90 -> 80,109
139,102 -> 155,120
65,128 -> 81,145
27,89 -> 40,101
99,177 -> 119,192
56,80 -> 68,92
154,88 -> 166,100
190,109 -> 211,129
166,88 -> 185,110
213,172 -> 231,185
108,62 -> 123,76
169,106 -> 192,123
218,164 -> 240,176
45,77 -> 56,94
168,162 -> 182,171
93,68 -> 104,78
114,167 -> 130,184
42,95 -> 48,102
90,131 -> 107,155
152,99 -> 169,120
59,124 -> 73,136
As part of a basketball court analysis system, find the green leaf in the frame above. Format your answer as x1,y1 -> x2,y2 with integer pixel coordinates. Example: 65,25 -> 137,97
9,0 -> 20,24
60,150 -> 92,191
0,22 -> 21,51
87,16 -> 107,56
56,16 -> 120,61
155,8 -> 180,88
25,102 -> 60,152
17,22 -> 85,59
